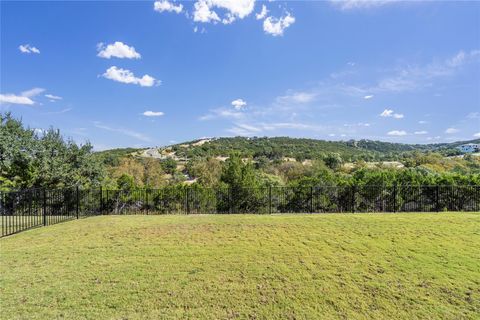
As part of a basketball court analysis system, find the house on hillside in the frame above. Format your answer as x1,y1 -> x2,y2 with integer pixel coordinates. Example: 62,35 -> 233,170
457,143 -> 479,153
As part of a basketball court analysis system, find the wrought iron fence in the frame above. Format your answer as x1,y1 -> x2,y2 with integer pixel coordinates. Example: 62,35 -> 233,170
1,185 -> 479,237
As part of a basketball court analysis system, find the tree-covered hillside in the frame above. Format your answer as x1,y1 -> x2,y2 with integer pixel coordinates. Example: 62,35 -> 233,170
2,112 -> 479,192
170,137 -> 479,161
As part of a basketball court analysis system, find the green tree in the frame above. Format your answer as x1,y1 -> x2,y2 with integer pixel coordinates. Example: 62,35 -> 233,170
324,153 -> 343,170
220,154 -> 266,212
116,174 -> 137,190
0,112 -> 104,190
161,158 -> 177,174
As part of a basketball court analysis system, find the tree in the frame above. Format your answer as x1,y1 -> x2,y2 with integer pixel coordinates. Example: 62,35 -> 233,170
324,153 -> 343,170
161,158 -> 177,174
116,174 -> 137,190
188,158 -> 222,187
220,153 -> 266,212
0,113 -> 104,190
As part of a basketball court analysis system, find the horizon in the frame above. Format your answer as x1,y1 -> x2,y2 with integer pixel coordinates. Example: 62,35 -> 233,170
1,1 -> 479,150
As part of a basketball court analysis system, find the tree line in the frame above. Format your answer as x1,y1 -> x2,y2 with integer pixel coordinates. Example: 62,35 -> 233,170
1,112 -> 479,193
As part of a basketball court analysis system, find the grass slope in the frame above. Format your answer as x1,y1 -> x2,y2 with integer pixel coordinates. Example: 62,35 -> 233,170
1,213 -> 479,319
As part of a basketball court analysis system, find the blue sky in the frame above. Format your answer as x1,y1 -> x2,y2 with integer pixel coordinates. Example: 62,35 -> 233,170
1,0 -> 479,150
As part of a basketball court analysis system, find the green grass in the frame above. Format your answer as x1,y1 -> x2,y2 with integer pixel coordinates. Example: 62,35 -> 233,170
1,213 -> 479,319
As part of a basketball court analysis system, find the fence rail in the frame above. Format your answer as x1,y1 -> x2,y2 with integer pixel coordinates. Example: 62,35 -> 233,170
1,185 -> 479,237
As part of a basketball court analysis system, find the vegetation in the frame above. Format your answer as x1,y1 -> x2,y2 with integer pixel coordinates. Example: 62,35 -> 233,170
0,113 -> 104,191
171,136 -> 478,161
1,213 -> 479,319
1,112 -> 479,192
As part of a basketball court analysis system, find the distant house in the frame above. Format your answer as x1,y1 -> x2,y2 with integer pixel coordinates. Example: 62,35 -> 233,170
457,143 -> 480,153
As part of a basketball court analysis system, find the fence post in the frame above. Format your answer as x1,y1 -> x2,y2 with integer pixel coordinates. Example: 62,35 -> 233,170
76,186 -> 79,219
186,187 -> 190,214
436,185 -> 439,212
99,187 -> 103,215
351,185 -> 356,213
268,185 -> 272,214
310,186 -> 314,213
43,189 -> 47,226
228,187 -> 232,214
393,184 -> 397,213
145,189 -> 148,215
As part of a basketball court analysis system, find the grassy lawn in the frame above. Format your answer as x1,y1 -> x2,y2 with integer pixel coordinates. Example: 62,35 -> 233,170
1,213 -> 479,319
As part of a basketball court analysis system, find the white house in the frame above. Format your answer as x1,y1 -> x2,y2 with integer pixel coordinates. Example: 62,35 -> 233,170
457,143 -> 480,153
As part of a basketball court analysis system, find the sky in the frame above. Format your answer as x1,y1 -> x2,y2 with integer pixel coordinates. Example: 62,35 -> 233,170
1,0 -> 479,150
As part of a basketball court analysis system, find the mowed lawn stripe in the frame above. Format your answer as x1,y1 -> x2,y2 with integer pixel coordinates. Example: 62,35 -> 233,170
1,213 -> 479,319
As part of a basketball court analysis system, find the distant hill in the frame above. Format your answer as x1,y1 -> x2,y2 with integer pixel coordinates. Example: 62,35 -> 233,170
169,137 -> 480,161
95,137 -> 480,163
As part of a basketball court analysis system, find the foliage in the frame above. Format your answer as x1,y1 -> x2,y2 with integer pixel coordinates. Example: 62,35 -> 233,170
172,136 -> 480,162
161,158 -> 177,174
2,113 -> 480,191
93,148 -> 142,167
107,157 -> 166,188
187,157 -> 222,187
0,113 -> 104,190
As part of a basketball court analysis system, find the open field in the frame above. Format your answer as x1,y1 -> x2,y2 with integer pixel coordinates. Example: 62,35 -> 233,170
1,213 -> 479,319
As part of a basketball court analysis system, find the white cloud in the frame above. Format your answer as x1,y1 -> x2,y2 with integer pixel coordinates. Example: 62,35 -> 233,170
330,0 -> 400,10
102,66 -> 159,87
344,122 -> 370,128
199,107 -> 245,121
363,95 -> 374,100
263,13 -> 295,36
193,0 -> 255,24
380,109 -> 404,119
97,42 -> 141,59
467,112 -> 480,119
22,88 -> 45,98
45,94 -> 62,101
277,91 -> 316,104
0,94 -> 34,105
0,87 -> 45,105
45,107 -> 72,114
445,127 -> 459,134
227,123 -> 268,136
33,128 -> 44,135
94,122 -> 151,142
372,50 -> 480,93
143,110 -> 165,117
256,5 -> 268,20
231,99 -> 247,110
446,51 -> 466,67
228,121 -> 326,136
153,0 -> 183,13
387,130 -> 407,136
418,120 -> 428,124
474,132 -> 480,138
193,0 -> 221,23
19,44 -> 40,54
414,131 -> 428,135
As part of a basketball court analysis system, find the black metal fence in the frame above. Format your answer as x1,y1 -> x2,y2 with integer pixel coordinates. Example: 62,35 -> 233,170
1,185 -> 479,237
